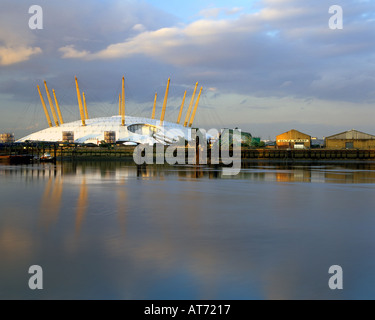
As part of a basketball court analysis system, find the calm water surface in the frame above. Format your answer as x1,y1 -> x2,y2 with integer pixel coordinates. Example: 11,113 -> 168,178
1,161 -> 375,300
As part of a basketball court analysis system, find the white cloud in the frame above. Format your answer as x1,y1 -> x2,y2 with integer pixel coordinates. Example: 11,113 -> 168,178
199,6 -> 244,18
258,7 -> 308,21
132,24 -> 146,32
59,45 -> 90,59
225,7 -> 244,15
58,14 -> 261,66
0,46 -> 42,66
199,8 -> 222,18
0,2 -> 42,66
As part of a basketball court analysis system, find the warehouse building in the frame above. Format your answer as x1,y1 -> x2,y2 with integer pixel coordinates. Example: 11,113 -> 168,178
276,129 -> 311,149
325,129 -> 375,149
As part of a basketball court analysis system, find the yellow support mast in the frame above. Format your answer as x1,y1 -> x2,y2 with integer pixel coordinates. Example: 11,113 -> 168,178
75,76 -> 86,126
52,89 -> 64,124
121,76 -> 125,126
184,82 -> 198,127
189,86 -> 203,128
160,78 -> 170,126
37,85 -> 53,128
44,81 -> 59,127
119,94 -> 121,116
152,93 -> 157,120
177,90 -> 187,124
82,92 -> 89,120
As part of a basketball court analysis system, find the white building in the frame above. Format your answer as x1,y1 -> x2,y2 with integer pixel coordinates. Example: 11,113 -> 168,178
17,115 -> 191,145
17,77 -> 202,145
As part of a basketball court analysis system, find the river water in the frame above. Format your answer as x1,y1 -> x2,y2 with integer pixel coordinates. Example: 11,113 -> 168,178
1,161 -> 375,300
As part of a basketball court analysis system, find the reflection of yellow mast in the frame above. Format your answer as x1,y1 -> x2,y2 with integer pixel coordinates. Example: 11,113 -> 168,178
52,89 -> 64,124
82,92 -> 89,120
75,76 -> 86,126
189,86 -> 203,128
184,82 -> 198,127
50,177 -> 63,219
160,78 -> 170,126
152,93 -> 157,120
117,186 -> 127,235
75,178 -> 88,233
121,76 -> 125,126
37,85 -> 53,128
177,90 -> 187,124
40,177 -> 63,229
44,81 -> 59,127
41,176 -> 53,210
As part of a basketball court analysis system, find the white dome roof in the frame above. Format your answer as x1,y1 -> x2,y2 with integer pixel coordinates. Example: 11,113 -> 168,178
17,115 -> 191,145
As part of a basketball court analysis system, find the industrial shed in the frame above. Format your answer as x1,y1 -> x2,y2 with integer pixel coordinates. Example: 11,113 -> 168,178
276,129 -> 311,149
325,129 -> 375,149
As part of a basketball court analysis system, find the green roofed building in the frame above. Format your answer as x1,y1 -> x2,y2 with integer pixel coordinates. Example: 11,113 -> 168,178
217,129 -> 252,148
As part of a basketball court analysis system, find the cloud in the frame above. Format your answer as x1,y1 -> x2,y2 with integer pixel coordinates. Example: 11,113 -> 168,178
0,46 -> 42,66
226,7 -> 244,15
132,23 -> 146,32
58,14 -> 262,67
259,6 -> 308,21
59,45 -> 90,59
0,2 -> 43,66
199,6 -> 244,18
4,0 -> 374,104
199,8 -> 223,18
2,0 -> 375,138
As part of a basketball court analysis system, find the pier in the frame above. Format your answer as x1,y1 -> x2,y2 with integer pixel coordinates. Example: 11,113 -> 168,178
2,143 -> 375,164
240,148 -> 375,162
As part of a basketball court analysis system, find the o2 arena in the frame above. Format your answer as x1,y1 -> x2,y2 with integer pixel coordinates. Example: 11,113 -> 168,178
17,77 -> 203,145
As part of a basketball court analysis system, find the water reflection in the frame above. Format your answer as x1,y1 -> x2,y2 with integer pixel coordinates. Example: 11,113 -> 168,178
40,176 -> 63,230
3,161 -> 375,184
75,178 -> 88,234
116,186 -> 127,236
239,163 -> 375,184
1,161 -> 375,299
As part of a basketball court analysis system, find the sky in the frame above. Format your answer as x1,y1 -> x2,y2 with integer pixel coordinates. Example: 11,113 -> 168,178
0,0 -> 375,139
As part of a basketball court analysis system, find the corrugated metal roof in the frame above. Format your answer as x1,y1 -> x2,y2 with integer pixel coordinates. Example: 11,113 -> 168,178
276,129 -> 311,138
326,129 -> 375,140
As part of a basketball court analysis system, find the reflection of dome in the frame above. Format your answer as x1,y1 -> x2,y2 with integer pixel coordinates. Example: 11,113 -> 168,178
17,116 -> 191,145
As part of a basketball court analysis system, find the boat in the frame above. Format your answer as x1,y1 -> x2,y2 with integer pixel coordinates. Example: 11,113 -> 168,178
39,153 -> 55,163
